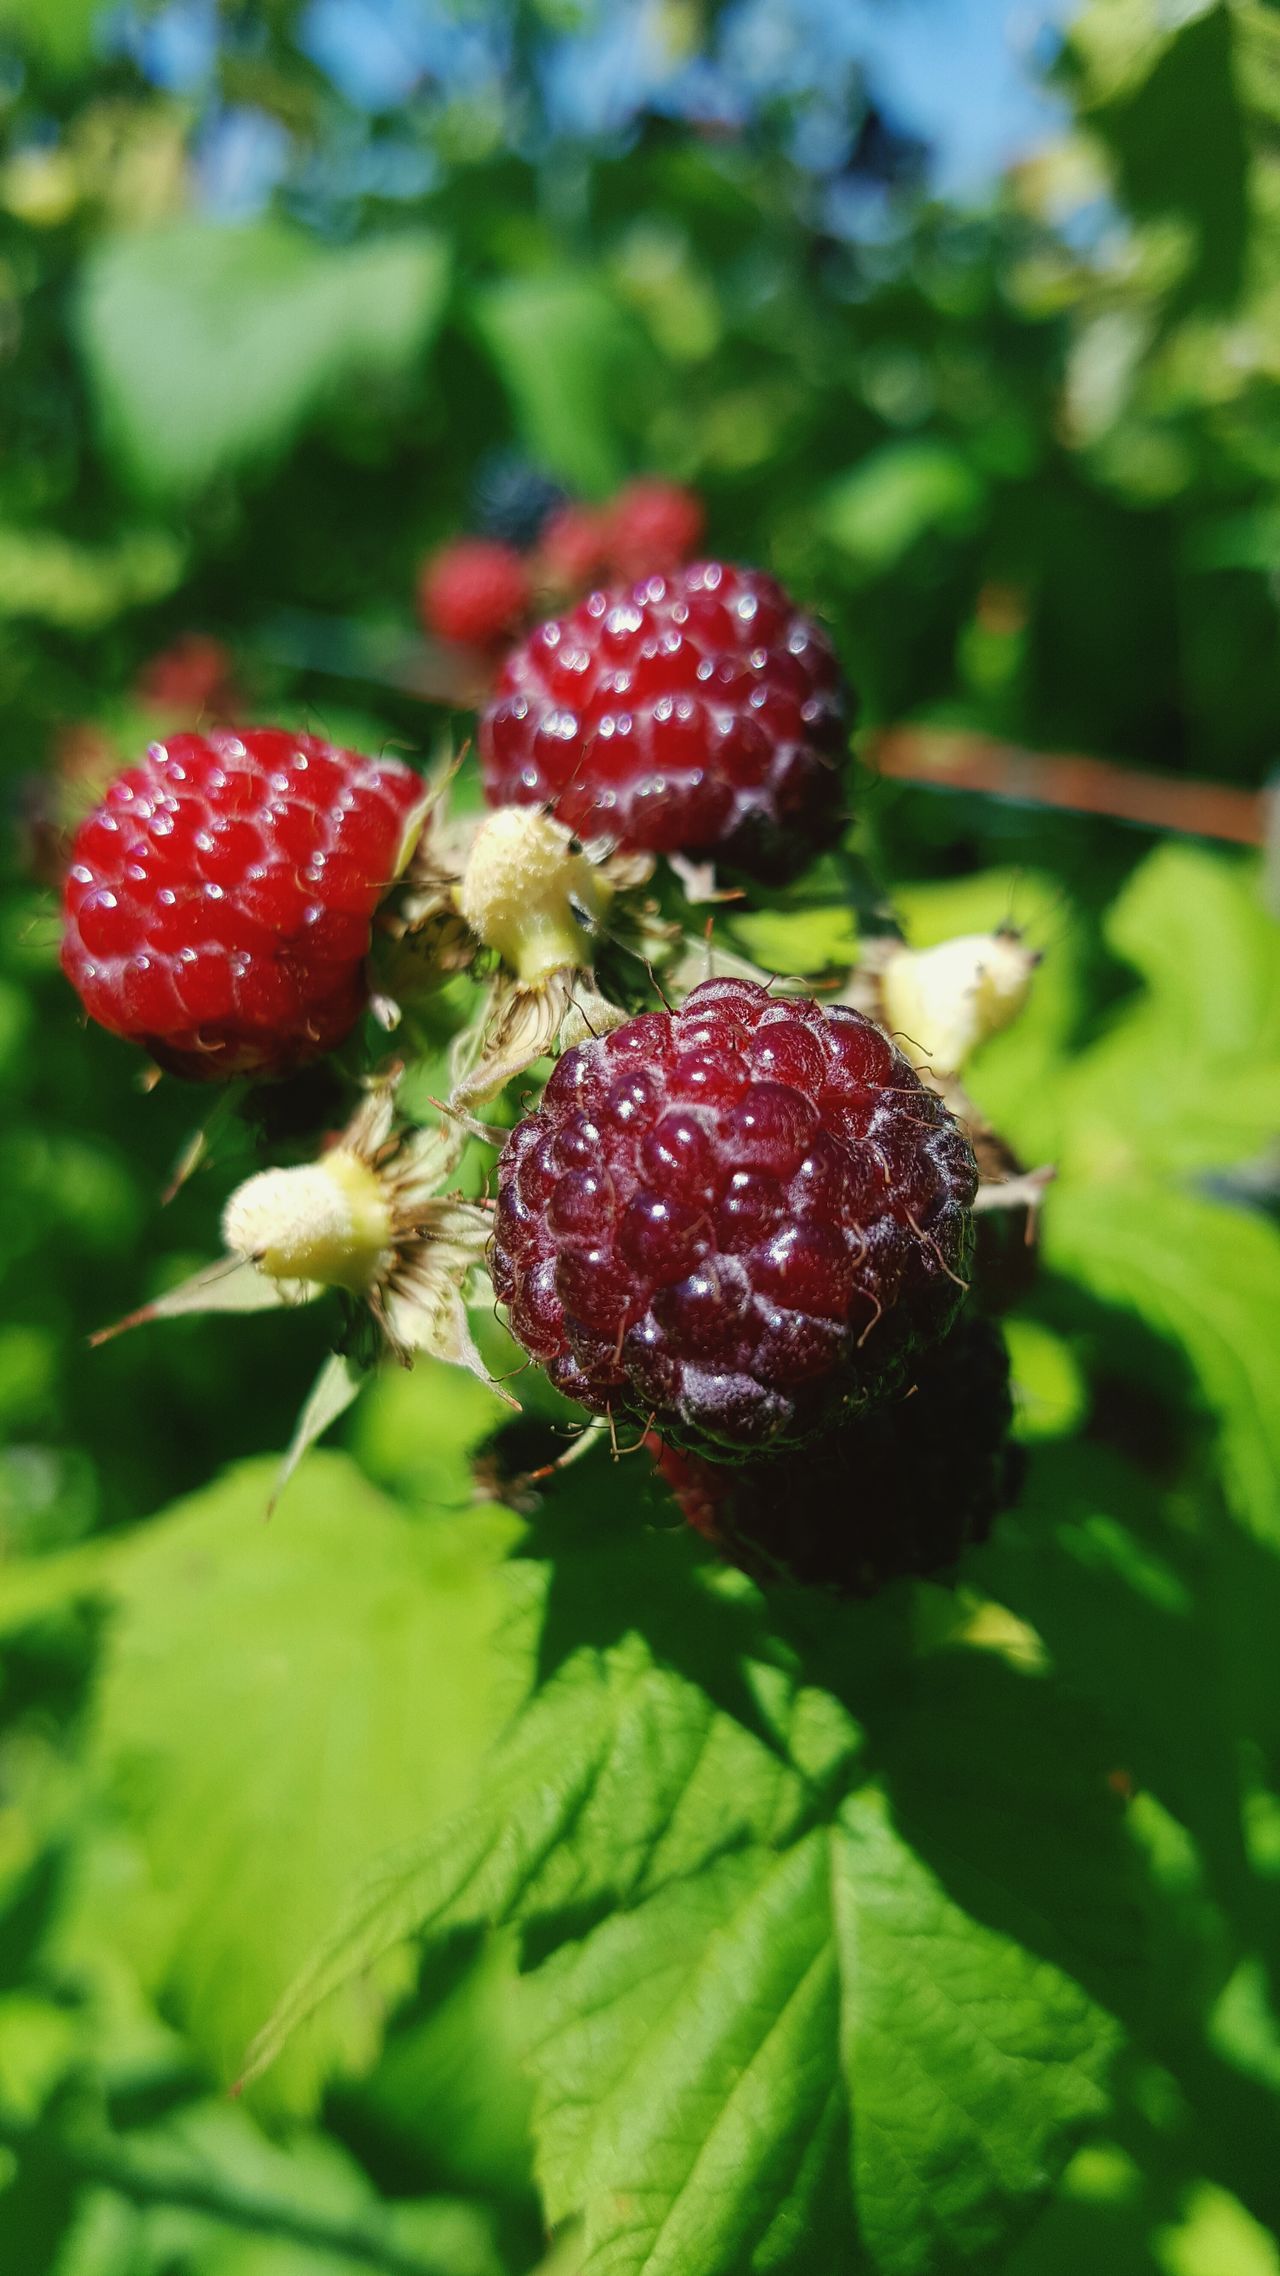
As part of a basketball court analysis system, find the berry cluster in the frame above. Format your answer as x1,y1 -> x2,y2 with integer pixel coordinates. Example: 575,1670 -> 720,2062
417,472 -> 706,653
59,493 -> 1028,1589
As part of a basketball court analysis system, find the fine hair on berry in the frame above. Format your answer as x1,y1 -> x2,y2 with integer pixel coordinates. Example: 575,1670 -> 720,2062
652,1311 -> 1020,1594
60,728 -> 423,1081
492,977 -> 978,1455
480,561 -> 851,882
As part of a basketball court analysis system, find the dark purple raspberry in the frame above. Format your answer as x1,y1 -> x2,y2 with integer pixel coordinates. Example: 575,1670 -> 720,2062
492,978 -> 978,1455
651,1312 -> 1020,1593
479,561 -> 850,882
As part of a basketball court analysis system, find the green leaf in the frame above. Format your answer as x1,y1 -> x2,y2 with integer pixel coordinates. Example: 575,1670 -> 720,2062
472,274 -> 636,495
1046,1182 -> 1280,1544
77,224 -> 449,499
1069,0 -> 1249,306
1056,847 -> 1280,1182
251,1483 -> 1144,2273
0,0 -> 96,70
3,2096 -> 512,2276
81,1452 -> 519,2115
271,1349 -> 366,1514
0,525 -> 186,629
821,441 -> 985,574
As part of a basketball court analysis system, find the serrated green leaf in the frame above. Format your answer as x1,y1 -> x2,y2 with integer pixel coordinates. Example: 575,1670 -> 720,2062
833,1792 -> 1116,2276
252,1483 -> 1144,2275
78,224 -> 449,498
80,1451 -> 519,2116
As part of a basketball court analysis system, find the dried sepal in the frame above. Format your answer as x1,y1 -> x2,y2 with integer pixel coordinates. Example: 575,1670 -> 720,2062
93,1073 -> 508,1458
91,1254 -> 312,1348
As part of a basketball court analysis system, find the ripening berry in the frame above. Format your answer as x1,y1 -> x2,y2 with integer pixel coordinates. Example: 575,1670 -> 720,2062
606,478 -> 705,579
536,502 -> 614,596
60,729 -> 425,1081
480,561 -> 851,882
418,538 -> 532,648
651,1312 -> 1019,1592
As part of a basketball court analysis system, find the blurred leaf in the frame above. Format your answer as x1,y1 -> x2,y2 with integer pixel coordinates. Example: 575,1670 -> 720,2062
1005,1317 -> 1089,1440
821,441 -> 985,574
1047,1183 -> 1280,1543
0,1995 -> 81,2124
353,1359 -> 515,1512
81,1451 -> 519,2114
1057,847 -> 1280,1181
4,2097 -> 512,2276
1070,1 -> 1249,306
77,224 -> 449,499
355,1934 -> 535,2203
472,274 -> 636,495
1154,2179 -> 1280,2276
0,0 -> 96,70
0,527 -> 186,630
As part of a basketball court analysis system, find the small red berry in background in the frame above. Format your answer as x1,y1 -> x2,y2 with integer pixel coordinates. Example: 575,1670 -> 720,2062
480,559 -> 851,881
417,537 -> 532,648
60,728 -> 424,1082
136,633 -> 240,719
606,479 -> 705,580
535,501 -> 614,597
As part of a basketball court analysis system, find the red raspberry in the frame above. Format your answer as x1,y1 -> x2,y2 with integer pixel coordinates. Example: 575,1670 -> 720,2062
60,729 -> 423,1082
479,562 -> 850,882
535,501 -> 613,595
136,633 -> 238,718
651,1313 -> 1019,1593
492,977 -> 977,1454
606,479 -> 705,580
418,538 -> 532,648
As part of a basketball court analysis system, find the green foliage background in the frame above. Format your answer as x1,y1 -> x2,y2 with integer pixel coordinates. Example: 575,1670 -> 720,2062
1,4 -> 1279,2273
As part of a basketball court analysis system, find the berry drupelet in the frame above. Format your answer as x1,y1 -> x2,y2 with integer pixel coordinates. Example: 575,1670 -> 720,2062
479,561 -> 850,883
652,1312 -> 1020,1594
60,728 -> 424,1081
492,977 -> 978,1456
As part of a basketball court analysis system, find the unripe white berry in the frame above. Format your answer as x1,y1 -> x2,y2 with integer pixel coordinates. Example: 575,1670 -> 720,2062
458,807 -> 611,985
222,1153 -> 394,1295
880,931 -> 1038,1073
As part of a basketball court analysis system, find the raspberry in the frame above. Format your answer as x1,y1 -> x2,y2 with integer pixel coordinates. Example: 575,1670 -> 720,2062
60,729 -> 424,1081
479,561 -> 850,882
492,977 -> 977,1453
536,502 -> 613,596
418,538 -> 531,648
136,633 -> 238,718
651,1313 -> 1018,1593
606,479 -> 705,580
